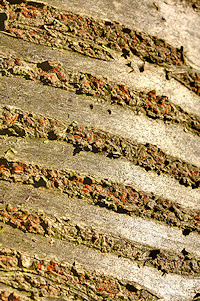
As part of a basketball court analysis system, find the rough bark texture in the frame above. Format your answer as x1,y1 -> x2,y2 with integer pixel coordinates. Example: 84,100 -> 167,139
0,0 -> 200,300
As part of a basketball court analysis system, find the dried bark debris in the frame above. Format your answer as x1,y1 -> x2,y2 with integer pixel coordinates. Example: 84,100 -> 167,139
0,0 -> 199,95
0,0 -> 183,65
0,0 -> 199,299
0,54 -> 199,135
0,248 -> 159,300
0,158 -> 199,232
0,204 -> 199,276
0,106 -> 199,188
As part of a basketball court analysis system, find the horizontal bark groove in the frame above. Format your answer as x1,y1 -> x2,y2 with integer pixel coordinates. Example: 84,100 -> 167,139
0,204 -> 199,276
0,0 -> 199,95
0,157 -> 199,233
0,106 -> 199,188
0,52 -> 199,135
0,52 -> 200,136
0,247 -> 159,300
0,0 -> 199,299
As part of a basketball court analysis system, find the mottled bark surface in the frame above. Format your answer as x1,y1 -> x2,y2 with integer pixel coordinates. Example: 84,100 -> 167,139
0,0 -> 200,300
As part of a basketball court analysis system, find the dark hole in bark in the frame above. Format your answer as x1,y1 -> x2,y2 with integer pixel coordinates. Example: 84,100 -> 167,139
149,249 -> 160,260
181,248 -> 189,256
92,145 -> 99,153
7,0 -> 24,4
192,4 -> 197,9
54,181 -> 59,188
125,284 -> 138,293
182,228 -> 192,236
189,81 -> 195,87
83,177 -> 93,185
139,63 -> 145,72
27,1 -> 45,8
48,130 -> 57,140
0,13 -> 7,31
169,206 -> 175,212
122,27 -> 131,34
0,158 -> 10,168
165,70 -> 170,80
68,175 -> 77,181
105,21 -> 113,26
116,206 -> 129,214
193,293 -> 200,300
37,61 -> 52,72
73,145 -> 82,155
122,48 -> 130,59
0,129 -> 18,136
34,177 -> 47,188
